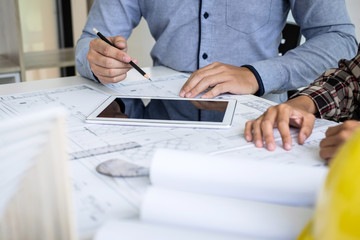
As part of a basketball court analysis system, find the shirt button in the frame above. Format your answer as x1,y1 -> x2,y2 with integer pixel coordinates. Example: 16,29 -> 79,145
203,12 -> 209,19
202,53 -> 208,59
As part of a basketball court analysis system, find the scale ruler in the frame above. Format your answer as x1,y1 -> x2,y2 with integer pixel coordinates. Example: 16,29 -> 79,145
70,141 -> 141,160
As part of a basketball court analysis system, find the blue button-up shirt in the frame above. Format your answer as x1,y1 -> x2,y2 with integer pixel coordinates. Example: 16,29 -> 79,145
76,0 -> 357,102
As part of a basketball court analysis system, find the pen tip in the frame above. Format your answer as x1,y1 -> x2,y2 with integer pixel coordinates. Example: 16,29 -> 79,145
144,74 -> 152,81
93,28 -> 99,34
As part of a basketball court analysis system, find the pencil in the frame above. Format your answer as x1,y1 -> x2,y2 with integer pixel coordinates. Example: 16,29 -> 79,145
93,28 -> 152,81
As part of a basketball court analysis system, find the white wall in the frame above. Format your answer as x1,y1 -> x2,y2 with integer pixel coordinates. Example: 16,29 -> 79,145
71,0 -> 88,47
19,0 -> 60,80
127,19 -> 155,67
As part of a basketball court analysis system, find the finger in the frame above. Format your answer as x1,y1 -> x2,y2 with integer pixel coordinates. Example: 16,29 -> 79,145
87,48 -> 132,69
187,72 -> 225,98
90,38 -> 131,63
297,114 -> 315,144
319,146 -> 339,161
260,108 -> 279,151
94,72 -> 128,84
325,124 -> 342,138
182,68 -> 221,98
275,108 -> 292,150
90,63 -> 132,78
244,121 -> 254,142
180,67 -> 211,95
319,135 -> 341,148
112,36 -> 128,51
180,63 -> 219,97
198,68 -> 248,98
200,79 -> 231,99
320,132 -> 349,149
252,119 -> 264,148
319,136 -> 333,149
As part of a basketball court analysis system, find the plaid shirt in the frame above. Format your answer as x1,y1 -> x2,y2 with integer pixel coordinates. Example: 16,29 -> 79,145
292,45 -> 360,122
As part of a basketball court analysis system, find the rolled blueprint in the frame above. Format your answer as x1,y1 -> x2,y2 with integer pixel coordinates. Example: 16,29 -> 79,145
150,148 -> 328,206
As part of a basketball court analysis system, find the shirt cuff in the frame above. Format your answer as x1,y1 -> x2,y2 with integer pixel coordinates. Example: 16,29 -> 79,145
242,65 -> 265,96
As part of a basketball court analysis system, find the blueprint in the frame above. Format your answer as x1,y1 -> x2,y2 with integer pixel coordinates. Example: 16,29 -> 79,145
0,67 -> 338,239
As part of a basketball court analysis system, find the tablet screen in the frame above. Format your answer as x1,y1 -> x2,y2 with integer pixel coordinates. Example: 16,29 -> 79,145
86,96 -> 236,128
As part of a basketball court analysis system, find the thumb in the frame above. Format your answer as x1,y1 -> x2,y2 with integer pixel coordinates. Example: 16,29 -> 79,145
111,36 -> 128,51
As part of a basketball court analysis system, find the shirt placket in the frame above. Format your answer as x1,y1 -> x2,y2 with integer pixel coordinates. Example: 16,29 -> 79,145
198,0 -> 213,69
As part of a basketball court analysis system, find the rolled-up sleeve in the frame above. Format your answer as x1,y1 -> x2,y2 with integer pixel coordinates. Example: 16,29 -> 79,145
292,46 -> 360,122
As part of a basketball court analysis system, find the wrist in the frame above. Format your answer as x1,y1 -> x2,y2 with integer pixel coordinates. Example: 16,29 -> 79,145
242,65 -> 263,96
287,95 -> 318,115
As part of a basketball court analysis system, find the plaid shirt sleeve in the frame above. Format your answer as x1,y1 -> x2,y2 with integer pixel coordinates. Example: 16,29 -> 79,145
291,45 -> 360,122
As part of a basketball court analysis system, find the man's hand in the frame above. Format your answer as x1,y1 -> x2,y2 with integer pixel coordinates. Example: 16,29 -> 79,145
87,35 -> 136,84
320,120 -> 360,161
179,62 -> 259,99
244,96 -> 318,151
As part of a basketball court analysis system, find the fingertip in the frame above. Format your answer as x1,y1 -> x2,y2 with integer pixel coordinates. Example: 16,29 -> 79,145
255,140 -> 263,148
179,90 -> 186,97
298,133 -> 307,144
245,134 -> 252,142
115,41 -> 125,48
266,142 -> 276,151
114,37 -> 126,47
284,142 -> 292,151
122,55 -> 131,63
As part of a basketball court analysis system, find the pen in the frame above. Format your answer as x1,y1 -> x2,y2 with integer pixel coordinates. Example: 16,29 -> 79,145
93,28 -> 151,81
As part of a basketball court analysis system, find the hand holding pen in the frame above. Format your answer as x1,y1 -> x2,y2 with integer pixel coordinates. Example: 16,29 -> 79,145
87,28 -> 151,84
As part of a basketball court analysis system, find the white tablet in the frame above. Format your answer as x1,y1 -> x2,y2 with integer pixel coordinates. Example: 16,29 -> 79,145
86,96 -> 236,128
